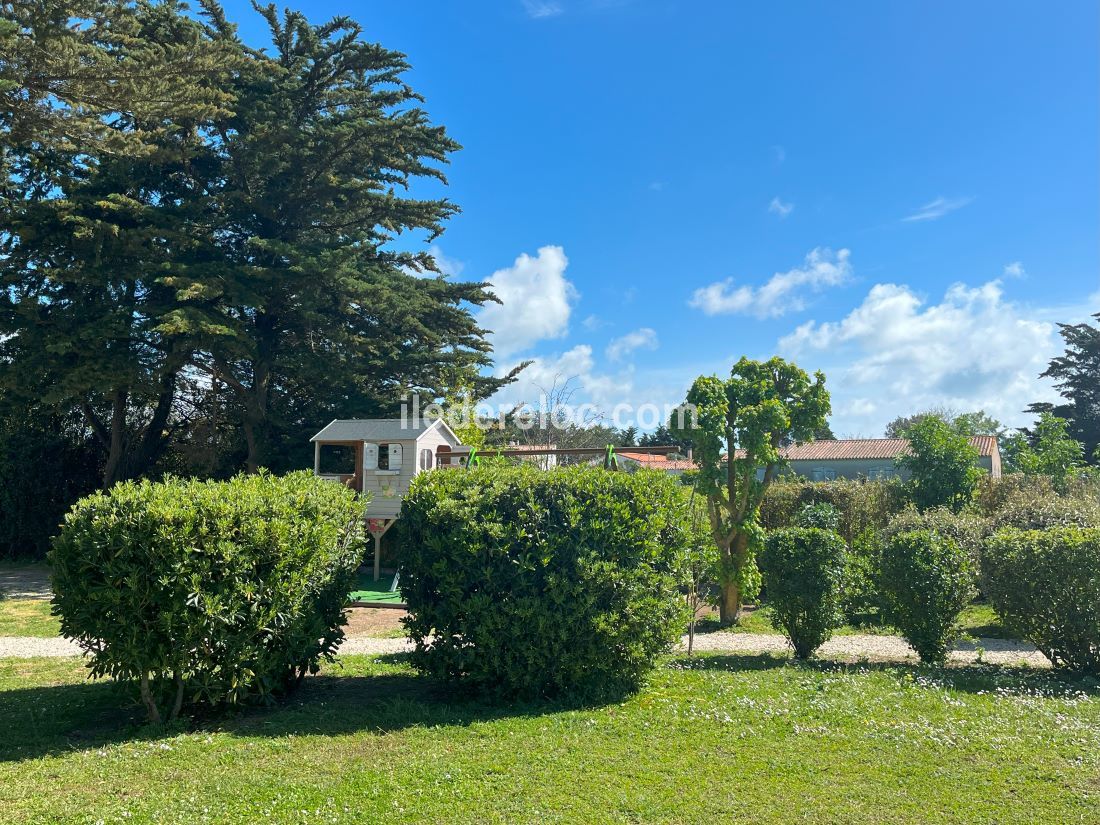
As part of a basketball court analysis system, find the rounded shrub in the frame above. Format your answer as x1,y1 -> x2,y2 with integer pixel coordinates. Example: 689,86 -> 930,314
982,527 -> 1100,674
50,471 -> 364,721
879,530 -> 975,664
396,465 -> 691,700
759,528 -> 847,658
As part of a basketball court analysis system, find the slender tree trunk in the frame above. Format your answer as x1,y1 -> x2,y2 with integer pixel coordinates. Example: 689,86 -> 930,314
139,672 -> 161,724
102,389 -> 129,489
243,315 -> 276,473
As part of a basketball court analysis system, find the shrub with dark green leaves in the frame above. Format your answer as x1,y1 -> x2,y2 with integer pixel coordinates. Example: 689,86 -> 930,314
50,471 -> 364,721
982,527 -> 1100,674
759,528 -> 847,658
397,465 -> 691,700
841,528 -> 882,623
879,530 -> 975,664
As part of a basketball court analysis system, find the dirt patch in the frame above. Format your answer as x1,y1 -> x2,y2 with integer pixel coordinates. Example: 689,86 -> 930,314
344,606 -> 408,638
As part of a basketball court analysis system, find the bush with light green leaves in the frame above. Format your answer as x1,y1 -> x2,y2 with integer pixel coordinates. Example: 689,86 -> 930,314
50,471 -> 364,722
397,465 -> 691,701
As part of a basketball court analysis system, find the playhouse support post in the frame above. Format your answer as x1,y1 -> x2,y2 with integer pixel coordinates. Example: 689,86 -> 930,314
373,532 -> 382,581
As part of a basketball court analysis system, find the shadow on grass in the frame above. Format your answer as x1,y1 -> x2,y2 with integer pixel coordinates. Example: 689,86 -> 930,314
0,654 -> 625,764
674,651 -> 1100,697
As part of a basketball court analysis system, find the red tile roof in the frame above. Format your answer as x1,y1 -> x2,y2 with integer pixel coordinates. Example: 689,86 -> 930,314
775,435 -> 998,461
617,451 -> 697,471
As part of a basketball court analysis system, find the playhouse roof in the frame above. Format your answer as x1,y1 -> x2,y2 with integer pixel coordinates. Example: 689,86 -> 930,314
310,418 -> 451,443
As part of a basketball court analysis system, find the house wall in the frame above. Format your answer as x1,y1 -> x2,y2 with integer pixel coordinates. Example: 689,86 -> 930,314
779,453 -> 997,481
358,423 -> 459,518
360,439 -> 417,518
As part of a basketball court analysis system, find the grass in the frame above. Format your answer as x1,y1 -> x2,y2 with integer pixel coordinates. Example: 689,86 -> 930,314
0,599 -> 58,637
0,654 -> 1098,823
696,602 -> 1013,640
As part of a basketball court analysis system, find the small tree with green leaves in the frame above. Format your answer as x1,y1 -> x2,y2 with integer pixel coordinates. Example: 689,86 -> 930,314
1002,413 -> 1090,486
896,417 -> 982,511
671,357 -> 830,626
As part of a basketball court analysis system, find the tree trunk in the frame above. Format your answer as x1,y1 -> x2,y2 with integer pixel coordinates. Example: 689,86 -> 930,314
717,531 -> 752,627
718,580 -> 741,627
101,389 -> 129,489
139,672 -> 161,724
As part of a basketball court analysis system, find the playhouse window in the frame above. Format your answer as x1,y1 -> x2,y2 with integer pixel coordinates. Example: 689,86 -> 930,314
377,444 -> 390,470
420,448 -> 434,470
318,444 -> 356,475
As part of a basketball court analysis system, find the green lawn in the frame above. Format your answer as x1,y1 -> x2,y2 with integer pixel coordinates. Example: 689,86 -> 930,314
0,599 -> 58,637
0,654 -> 1097,823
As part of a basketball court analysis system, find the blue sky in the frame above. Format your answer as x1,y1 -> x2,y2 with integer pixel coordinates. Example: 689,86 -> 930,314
223,0 -> 1099,435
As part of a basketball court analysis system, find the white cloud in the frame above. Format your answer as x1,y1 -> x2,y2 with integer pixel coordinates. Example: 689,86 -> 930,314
902,196 -> 973,222
582,314 -> 606,331
768,196 -> 794,218
688,247 -> 852,318
606,327 -> 658,361
779,279 -> 1063,434
1003,261 -> 1026,279
489,344 -> 631,416
522,0 -> 563,18
479,245 -> 578,359
427,244 -> 464,277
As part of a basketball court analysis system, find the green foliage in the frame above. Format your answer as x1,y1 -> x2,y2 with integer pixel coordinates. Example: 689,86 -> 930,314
49,471 -> 364,721
885,407 -> 1004,440
0,405 -> 100,559
1002,413 -> 1091,484
982,527 -> 1100,674
396,465 -> 691,700
841,529 -> 882,622
896,417 -> 982,511
880,506 -> 990,572
760,478 -> 906,544
976,474 -> 1100,531
793,501 -> 841,531
670,356 -> 830,623
1028,313 -> 1100,465
759,528 -> 847,658
879,530 -> 976,663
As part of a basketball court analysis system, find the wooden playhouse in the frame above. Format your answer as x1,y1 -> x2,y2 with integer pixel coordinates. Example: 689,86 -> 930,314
310,417 -> 462,580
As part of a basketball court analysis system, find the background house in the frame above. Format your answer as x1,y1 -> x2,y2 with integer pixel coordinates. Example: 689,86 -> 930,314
776,436 -> 1002,481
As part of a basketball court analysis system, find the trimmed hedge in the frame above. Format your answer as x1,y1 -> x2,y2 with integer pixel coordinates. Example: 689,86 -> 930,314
976,475 -> 1100,532
880,506 -> 989,572
879,530 -> 975,664
759,528 -> 847,658
50,471 -> 364,721
760,479 -> 906,545
397,465 -> 691,700
982,527 -> 1100,674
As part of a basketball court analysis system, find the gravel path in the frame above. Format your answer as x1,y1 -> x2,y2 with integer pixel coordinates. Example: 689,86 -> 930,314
0,631 -> 1050,667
